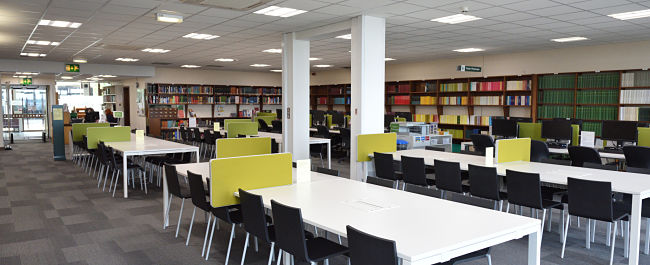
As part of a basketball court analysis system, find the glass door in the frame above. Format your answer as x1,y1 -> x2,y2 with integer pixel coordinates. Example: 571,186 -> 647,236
3,85 -> 48,141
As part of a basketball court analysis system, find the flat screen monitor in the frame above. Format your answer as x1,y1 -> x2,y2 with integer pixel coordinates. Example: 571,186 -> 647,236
492,119 -> 518,138
394,112 -> 412,122
332,112 -> 345,127
541,120 -> 572,141
601,121 -> 638,142
276,109 -> 282,119
312,110 -> 325,125
384,114 -> 395,128
510,117 -> 532,123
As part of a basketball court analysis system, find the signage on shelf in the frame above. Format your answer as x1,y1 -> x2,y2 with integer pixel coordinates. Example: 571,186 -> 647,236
65,64 -> 80,72
457,65 -> 482,72
21,78 -> 32,85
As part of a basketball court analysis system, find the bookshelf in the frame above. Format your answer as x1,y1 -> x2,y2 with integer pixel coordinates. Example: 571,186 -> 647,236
101,85 -> 118,111
146,83 -> 281,140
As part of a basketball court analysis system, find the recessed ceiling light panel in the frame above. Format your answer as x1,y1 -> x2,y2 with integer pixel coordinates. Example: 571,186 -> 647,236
608,9 -> 650,20
431,14 -> 482,24
270,69 -> 282,72
156,12 -> 183,23
453,48 -> 485,53
183,33 -> 219,40
38,19 -> 82,28
551,36 -> 588,42
73,58 -> 87,63
20,52 -> 46,57
254,6 -> 307,18
336,34 -> 351,40
314,64 -> 333,68
142,48 -> 170,53
215,58 -> 236,62
181,65 -> 201,68
250,64 -> 271,67
116,58 -> 140,62
262,49 -> 282,53
385,58 -> 396,61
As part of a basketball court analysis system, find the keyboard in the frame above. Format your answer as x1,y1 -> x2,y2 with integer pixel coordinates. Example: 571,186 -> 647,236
599,148 -> 624,154
547,142 -> 568,149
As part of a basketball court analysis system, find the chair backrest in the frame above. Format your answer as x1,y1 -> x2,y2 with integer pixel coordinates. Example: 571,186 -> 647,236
425,146 -> 445,152
271,139 -> 279,153
315,167 -> 339,176
271,120 -> 282,133
627,166 -> 650,174
187,171 -> 210,211
164,164 -> 183,197
341,128 -> 351,148
468,164 -> 501,201
433,159 -> 463,193
459,150 -> 482,156
192,128 -> 201,141
568,146 -> 602,167
505,170 -> 543,209
203,130 -> 214,144
346,225 -> 398,265
567,177 -> 614,222
583,162 -> 617,171
404,183 -> 438,197
271,200 -> 310,262
239,189 -> 272,243
366,176 -> 396,189
373,152 -> 397,180
107,146 -> 118,168
624,146 -> 650,169
316,125 -> 330,138
540,158 -> 571,166
530,140 -> 550,162
401,156 -> 428,186
258,119 -> 270,131
470,134 -> 494,154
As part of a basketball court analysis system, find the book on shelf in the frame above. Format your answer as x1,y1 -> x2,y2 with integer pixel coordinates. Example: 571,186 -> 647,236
505,96 -> 531,106
577,72 -> 619,88
538,74 -> 574,89
333,97 -> 350,104
316,97 -> 328,104
189,96 -> 214,104
263,96 -> 282,104
622,71 -> 650,87
240,87 -> 259,94
470,81 -> 503,91
538,90 -> 574,104
440,82 -> 468,92
240,96 -> 259,104
385,83 -> 411,93
471,96 -> 502,105
620,107 -> 640,121
442,129 -> 464,139
506,80 -> 531,91
439,96 -> 468,105
189,85 -> 213,94
262,87 -> 281,94
575,106 -> 617,120
577,90 -> 618,104
389,95 -> 410,105
621,89 -> 650,104
537,105 -> 573,119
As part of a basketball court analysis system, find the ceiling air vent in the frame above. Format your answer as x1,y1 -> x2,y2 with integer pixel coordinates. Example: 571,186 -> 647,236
179,0 -> 271,11
151,62 -> 172,65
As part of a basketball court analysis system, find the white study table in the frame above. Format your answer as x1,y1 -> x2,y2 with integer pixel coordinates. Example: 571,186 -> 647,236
257,132 -> 332,169
309,127 -> 341,134
373,149 -> 650,265
459,141 -> 626,160
104,134 -> 199,199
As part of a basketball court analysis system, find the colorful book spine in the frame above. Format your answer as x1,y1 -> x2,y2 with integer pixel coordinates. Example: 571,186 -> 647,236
505,96 -> 530,106
439,96 -> 468,105
470,81 -> 503,91
506,80 -> 531,91
471,96 -> 501,105
440,82 -> 468,92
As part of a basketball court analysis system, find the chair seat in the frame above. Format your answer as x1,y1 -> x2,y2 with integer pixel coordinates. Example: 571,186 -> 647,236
435,248 -> 490,265
541,199 -> 562,210
267,226 -> 315,242
305,237 -> 349,262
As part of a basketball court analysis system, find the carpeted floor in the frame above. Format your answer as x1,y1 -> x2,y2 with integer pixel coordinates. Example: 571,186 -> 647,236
0,142 -> 648,265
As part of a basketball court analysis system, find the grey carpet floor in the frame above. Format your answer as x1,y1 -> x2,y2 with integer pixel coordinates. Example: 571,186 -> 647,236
1,142 -> 649,265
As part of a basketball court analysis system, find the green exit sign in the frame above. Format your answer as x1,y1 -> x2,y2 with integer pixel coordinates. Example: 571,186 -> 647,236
65,64 -> 80,72
21,78 -> 32,85
457,65 -> 482,72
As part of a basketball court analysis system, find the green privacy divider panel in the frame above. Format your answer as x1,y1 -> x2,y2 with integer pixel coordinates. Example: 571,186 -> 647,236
357,133 -> 397,162
571,124 -> 579,146
517,123 -> 545,142
639,128 -> 650,147
256,112 -> 276,117
86,126 -> 131,149
325,114 -> 332,128
254,116 -> 275,126
72,123 -> 110,142
495,138 -> 531,163
216,137 -> 271,158
227,122 -> 258,138
396,117 -> 406,122
224,119 -> 253,131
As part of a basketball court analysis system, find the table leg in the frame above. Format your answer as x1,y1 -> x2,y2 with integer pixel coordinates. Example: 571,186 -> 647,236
528,228 -> 541,265
327,141 -> 331,169
629,194 -> 642,265
123,154 -> 128,198
283,251 -> 291,265
163,167 -> 169,228
195,149 -> 200,163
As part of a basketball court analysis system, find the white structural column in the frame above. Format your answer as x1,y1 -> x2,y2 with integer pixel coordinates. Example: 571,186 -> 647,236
281,32 -> 311,160
350,16 -> 386,181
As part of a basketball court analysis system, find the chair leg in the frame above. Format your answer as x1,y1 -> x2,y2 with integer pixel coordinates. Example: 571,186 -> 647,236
201,215 -> 212,257
645,218 -> 650,254
186,207 -> 196,246
561,213 -> 571,258
254,236 -> 259,252
111,170 -> 120,197
205,217 -> 218,260
540,209 -> 547,242
610,221 -> 618,265
241,232 -> 250,265
165,195 -> 173,229
624,221 -> 629,258
586,219 -> 591,249
486,254 -> 492,265
175,198 -> 185,237
223,223 -> 236,264
506,202 -> 510,213
276,250 -> 282,265
267,242 -> 275,265
592,220 -> 597,243
548,209 -> 553,232
607,223 -> 612,246
560,207 -> 566,243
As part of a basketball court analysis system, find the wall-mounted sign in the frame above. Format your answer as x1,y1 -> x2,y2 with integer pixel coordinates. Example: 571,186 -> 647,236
21,78 -> 32,85
457,65 -> 482,72
65,64 -> 80,72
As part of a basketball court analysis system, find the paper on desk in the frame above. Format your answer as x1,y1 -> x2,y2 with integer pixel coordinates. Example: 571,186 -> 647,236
295,159 -> 311,183
135,130 -> 144,141
214,122 -> 220,132
580,131 -> 595,148
342,198 -> 398,212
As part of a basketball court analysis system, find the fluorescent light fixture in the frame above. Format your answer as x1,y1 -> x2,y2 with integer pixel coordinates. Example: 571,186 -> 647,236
250,64 -> 271,67
116,57 -> 139,62
181,65 -> 201,68
453,48 -> 485,53
431,14 -> 482,24
26,40 -> 59,46
61,76 -> 73,80
262,48 -> 282,53
183,33 -> 219,40
270,69 -> 282,72
142,48 -> 170,53
156,12 -> 183,23
314,64 -> 333,68
73,58 -> 87,63
215,58 -> 236,62
13,75 -> 27,78
336,34 -> 351,40
551,36 -> 588,42
385,58 -> 396,61
20,52 -> 46,57
254,6 -> 307,18
309,57 -> 321,61
87,77 -> 103,81
97,75 -> 117,78
16,72 -> 38,75
38,19 -> 82,28
608,9 -> 650,20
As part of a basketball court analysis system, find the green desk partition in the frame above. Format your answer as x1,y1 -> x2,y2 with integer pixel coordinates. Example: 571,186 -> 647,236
254,116 -> 275,126
496,138 -> 531,163
517,122 -> 545,142
256,112 -> 276,117
216,137 -> 271,158
72,123 -> 110,142
224,119 -> 252,131
357,133 -> 397,162
639,128 -> 650,147
325,114 -> 333,128
227,122 -> 258,138
396,117 -> 406,122
210,153 -> 292,207
571,124 -> 579,146
86,126 -> 131,149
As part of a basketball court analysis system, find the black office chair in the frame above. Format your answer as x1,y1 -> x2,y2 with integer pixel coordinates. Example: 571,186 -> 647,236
433,159 -> 468,199
237,189 -> 277,265
164,164 -> 191,238
271,120 -> 282,133
530,140 -> 550,162
561,178 -> 629,265
340,128 -> 351,161
540,158 -> 572,166
624,146 -> 650,169
258,119 -> 272,132
185,171 -> 216,251
425,146 -> 446,152
346,225 -> 398,265
505,170 -> 561,235
468,164 -> 507,211
470,134 -> 494,155
315,167 -> 339,176
366,176 -> 397,189
373,152 -> 401,188
271,200 -> 348,265
271,138 -> 279,153
315,125 -> 331,139
401,156 -> 434,188
404,183 -> 440,197
568,146 -> 602,167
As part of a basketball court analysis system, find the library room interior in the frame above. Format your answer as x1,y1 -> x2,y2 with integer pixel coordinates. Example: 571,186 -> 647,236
3,0 -> 650,265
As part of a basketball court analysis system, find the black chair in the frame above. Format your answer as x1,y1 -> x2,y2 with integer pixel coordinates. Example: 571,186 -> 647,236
505,170 -> 561,235
164,164 -> 191,238
459,150 -> 483,156
401,156 -> 434,188
561,178 -> 629,265
258,119 -> 272,132
340,128 -> 351,161
366,176 -> 397,189
468,164 -> 506,210
107,146 -> 147,197
425,146 -> 445,152
315,167 -> 339,177
470,134 -> 494,155
346,225 -> 398,265
238,189 -> 276,265
624,146 -> 650,169
433,159 -> 468,199
271,120 -> 282,133
271,200 -> 348,264
583,162 -> 618,171
541,158 -> 571,166
271,138 -> 279,153
373,152 -> 401,187
568,146 -> 602,167
315,125 -> 331,139
530,140 -> 550,162
404,183 -> 439,197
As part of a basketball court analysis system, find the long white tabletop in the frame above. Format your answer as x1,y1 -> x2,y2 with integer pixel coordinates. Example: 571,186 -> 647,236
459,141 -> 626,160
257,132 -> 332,168
105,134 -> 199,198
375,149 -> 650,265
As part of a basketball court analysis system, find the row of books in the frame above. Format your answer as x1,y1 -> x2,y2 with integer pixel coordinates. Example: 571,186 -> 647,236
333,97 -> 351,104
262,88 -> 281,94
538,74 -> 575,89
439,96 -> 468,105
620,107 -> 640,121
440,82 -> 468,92
215,87 -> 237,94
161,130 -> 181,141
389,95 -> 410,105
148,95 -> 188,104
411,96 -> 436,105
505,96 -> 531,106
189,86 -> 213,94
622,71 -> 650,87
539,90 -> 574,104
577,73 -> 619,88
506,80 -> 532,91
238,109 -> 255,118
576,90 -> 618,104
188,96 -> 214,104
148,84 -> 188,94
148,107 -> 183,119
575,106 -> 617,120
471,96 -> 501,105
262,96 -> 281,104
386,84 -> 411,93
620,90 -> 650,104
442,129 -> 464,139
582,122 -> 602,137
316,97 -> 328,104
162,119 -> 187,129
328,87 -> 350,95
240,96 -> 259,104
470,81 -> 503,91
439,115 -> 492,126
537,105 -> 573,119
215,96 -> 238,104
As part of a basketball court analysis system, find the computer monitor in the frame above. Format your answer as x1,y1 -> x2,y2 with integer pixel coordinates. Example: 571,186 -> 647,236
276,109 -> 282,119
509,117 -> 532,123
394,112 -> 412,122
332,112 -> 345,128
312,110 -> 325,126
384,114 -> 395,128
601,121 -> 638,143
541,120 -> 572,141
492,119 -> 518,138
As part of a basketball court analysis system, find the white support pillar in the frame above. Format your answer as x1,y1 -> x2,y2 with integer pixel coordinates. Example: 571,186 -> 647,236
350,16 -> 386,181
282,32 -> 311,161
